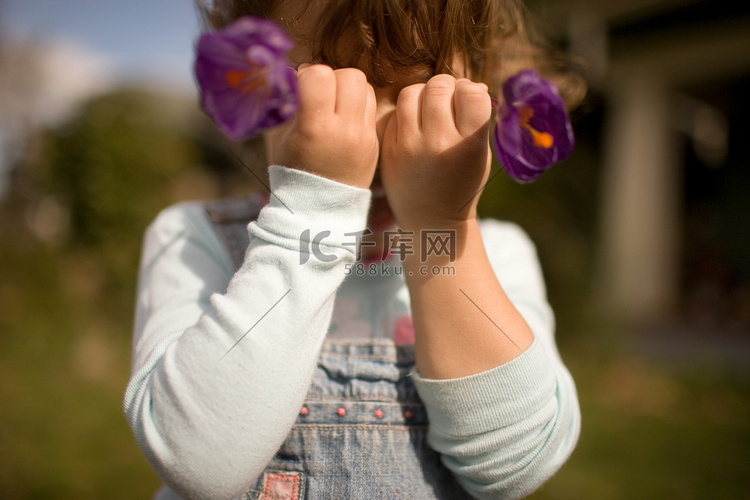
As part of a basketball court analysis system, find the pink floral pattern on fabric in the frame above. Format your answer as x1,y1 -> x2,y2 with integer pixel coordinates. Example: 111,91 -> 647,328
329,297 -> 372,339
393,315 -> 415,345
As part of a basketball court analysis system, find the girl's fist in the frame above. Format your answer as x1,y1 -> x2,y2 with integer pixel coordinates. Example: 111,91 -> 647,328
380,75 -> 492,229
265,65 -> 379,189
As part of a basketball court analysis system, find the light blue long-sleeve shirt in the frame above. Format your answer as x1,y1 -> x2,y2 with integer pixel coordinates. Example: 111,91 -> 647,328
124,165 -> 579,500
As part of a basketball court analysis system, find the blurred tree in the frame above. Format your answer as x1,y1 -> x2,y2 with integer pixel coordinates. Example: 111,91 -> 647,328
43,90 -> 195,243
6,87 -> 247,323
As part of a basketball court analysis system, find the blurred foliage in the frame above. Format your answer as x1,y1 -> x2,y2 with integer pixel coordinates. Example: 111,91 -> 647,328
41,91 -> 192,244
2,88 -> 255,321
37,91 -> 198,310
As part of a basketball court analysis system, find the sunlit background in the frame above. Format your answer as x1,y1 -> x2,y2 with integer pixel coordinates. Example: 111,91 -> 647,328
1,0 -> 749,498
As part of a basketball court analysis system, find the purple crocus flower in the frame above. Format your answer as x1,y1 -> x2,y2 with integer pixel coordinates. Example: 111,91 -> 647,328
492,69 -> 574,183
194,16 -> 299,140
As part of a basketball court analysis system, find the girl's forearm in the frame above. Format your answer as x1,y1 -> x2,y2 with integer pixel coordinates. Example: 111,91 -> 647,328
403,219 -> 534,379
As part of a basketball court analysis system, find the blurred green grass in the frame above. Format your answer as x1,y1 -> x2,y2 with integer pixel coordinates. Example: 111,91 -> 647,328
531,337 -> 750,500
0,244 -> 161,499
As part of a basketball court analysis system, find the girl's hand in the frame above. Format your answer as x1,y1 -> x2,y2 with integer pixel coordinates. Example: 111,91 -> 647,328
264,65 -> 379,189
380,75 -> 492,229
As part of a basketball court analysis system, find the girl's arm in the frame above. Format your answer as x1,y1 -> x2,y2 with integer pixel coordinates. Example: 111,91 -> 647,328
411,220 -> 580,500
125,65 -> 377,500
381,75 -> 580,499
125,167 -> 370,500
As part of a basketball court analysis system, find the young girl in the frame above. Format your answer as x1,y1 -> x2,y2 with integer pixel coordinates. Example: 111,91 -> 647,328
125,1 -> 582,499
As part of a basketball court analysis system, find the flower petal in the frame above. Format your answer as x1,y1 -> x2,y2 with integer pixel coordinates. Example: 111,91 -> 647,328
194,16 -> 299,140
492,69 -> 574,183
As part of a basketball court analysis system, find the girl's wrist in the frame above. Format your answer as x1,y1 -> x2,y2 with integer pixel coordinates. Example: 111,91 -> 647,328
398,218 -> 481,275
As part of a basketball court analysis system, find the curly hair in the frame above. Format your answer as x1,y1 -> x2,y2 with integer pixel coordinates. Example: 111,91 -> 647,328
195,0 -> 584,107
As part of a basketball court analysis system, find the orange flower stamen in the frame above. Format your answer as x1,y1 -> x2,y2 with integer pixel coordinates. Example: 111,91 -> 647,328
225,67 -> 267,94
519,107 -> 554,149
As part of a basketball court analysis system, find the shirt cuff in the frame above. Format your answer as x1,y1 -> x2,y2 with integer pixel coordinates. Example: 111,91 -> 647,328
411,337 -> 557,437
249,165 -> 372,254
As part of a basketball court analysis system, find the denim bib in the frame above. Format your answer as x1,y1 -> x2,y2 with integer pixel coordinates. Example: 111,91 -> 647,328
206,197 -> 468,499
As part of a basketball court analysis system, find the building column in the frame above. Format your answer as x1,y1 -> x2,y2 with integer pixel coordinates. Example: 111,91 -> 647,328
597,73 -> 682,323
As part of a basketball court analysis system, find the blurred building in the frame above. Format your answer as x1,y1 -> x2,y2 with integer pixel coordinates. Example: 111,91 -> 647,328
535,0 -> 750,332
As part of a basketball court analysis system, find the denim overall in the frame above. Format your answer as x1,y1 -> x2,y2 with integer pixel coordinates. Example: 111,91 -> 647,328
205,197 -> 469,500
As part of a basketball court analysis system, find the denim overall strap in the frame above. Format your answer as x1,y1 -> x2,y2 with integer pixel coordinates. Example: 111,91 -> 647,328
205,194 -> 265,271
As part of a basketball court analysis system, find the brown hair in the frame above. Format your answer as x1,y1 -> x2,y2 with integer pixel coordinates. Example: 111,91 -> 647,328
196,0 -> 584,107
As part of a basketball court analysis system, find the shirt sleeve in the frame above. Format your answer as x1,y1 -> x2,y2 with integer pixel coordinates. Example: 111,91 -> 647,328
411,220 -> 580,500
123,165 -> 371,500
